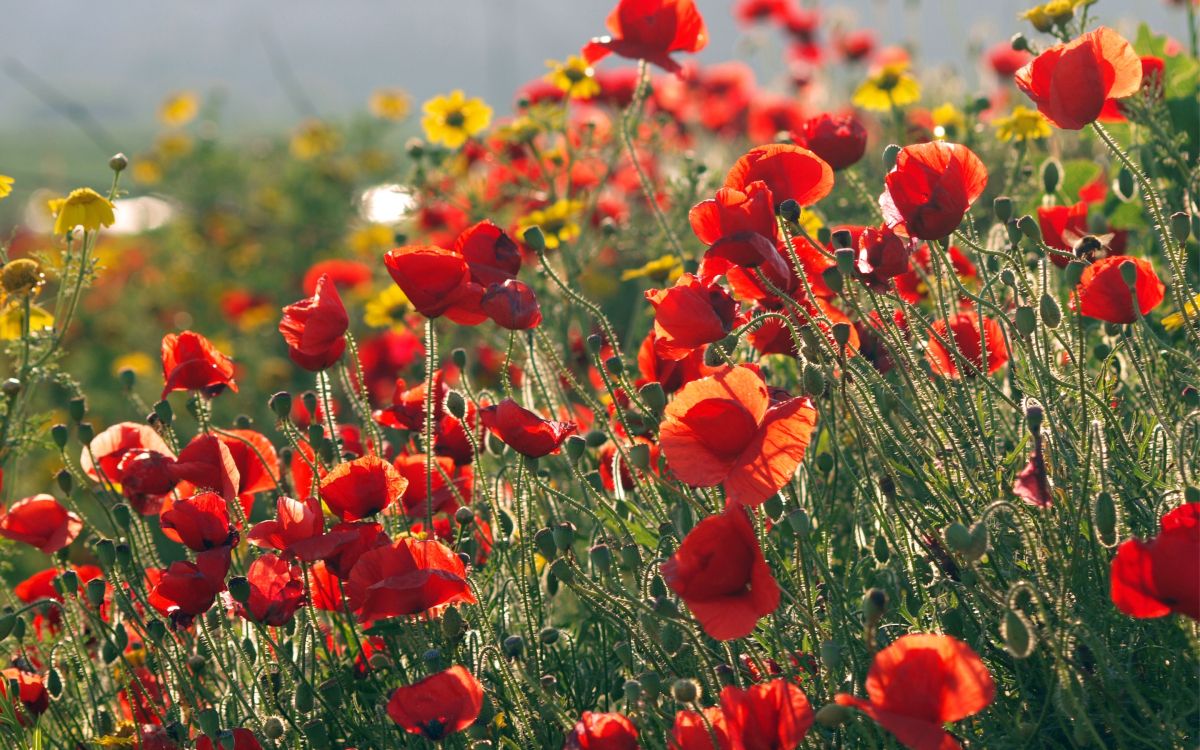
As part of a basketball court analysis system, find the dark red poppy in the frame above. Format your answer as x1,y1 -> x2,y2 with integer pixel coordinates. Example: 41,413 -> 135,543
1074,255 -> 1165,324
147,546 -> 231,627
384,245 -> 485,324
582,0 -> 707,74
1099,56 -> 1166,121
455,220 -> 522,285
836,29 -> 875,61
215,429 -> 279,497
292,520 -> 389,578
374,373 -> 446,432
15,565 -> 104,636
319,455 -> 408,521
160,331 -> 237,398
733,0 -> 791,26
279,273 -> 350,371
248,495 -> 326,552
1110,502 -> 1199,620
197,728 -> 262,750
345,537 -> 476,622
661,506 -> 780,640
724,144 -> 834,209
0,669 -> 48,721
881,142 -> 988,241
386,665 -> 484,740
659,365 -> 817,507
855,224 -> 916,290
0,494 -> 82,553
114,450 -> 178,514
1015,27 -> 1142,130
720,679 -> 813,749
893,244 -> 977,303
925,310 -> 1008,379
792,113 -> 867,171
159,491 -> 233,551
836,634 -> 994,750
238,553 -> 305,626
565,712 -> 640,750
672,706 -> 733,750
637,329 -> 718,394
481,279 -> 543,330
647,274 -> 742,360
479,399 -> 577,457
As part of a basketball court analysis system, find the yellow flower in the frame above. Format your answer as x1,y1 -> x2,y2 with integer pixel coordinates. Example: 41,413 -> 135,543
516,199 -> 584,250
1162,293 -> 1200,333
0,258 -> 45,297
545,56 -> 600,100
797,209 -> 824,238
349,224 -> 396,256
364,286 -> 413,330
158,91 -> 199,127
112,351 -> 156,378
155,132 -> 194,161
0,175 -> 13,200
1020,0 -> 1087,31
369,88 -> 412,121
853,62 -> 920,111
931,103 -> 966,140
131,158 -> 163,185
0,301 -> 53,340
52,188 -> 116,236
290,119 -> 342,160
91,721 -> 138,747
621,254 -> 684,283
994,105 -> 1053,142
422,90 -> 492,149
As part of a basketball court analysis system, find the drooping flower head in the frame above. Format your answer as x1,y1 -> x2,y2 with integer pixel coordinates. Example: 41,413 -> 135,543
479,399 -> 577,458
279,273 -> 350,371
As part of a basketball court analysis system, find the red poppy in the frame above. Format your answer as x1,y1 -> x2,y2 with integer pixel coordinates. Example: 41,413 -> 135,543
598,438 -> 659,492
279,273 -> 349,371
881,142 -> 988,241
724,144 -> 834,209
319,455 -> 408,521
1110,502 -> 1199,620
637,329 -> 718,394
733,0 -> 791,26
479,399 -> 577,457
986,41 -> 1031,77
893,244 -> 977,303
160,331 -> 237,398
925,310 -> 1008,379
855,224 -> 916,290
0,668 -> 48,721
159,491 -> 233,551
480,279 -> 543,330
345,537 -> 476,622
792,113 -> 867,171
248,495 -> 326,552
384,245 -> 485,323
672,706 -> 733,750
374,373 -> 446,432
659,365 -> 817,507
1074,255 -> 1165,324
386,665 -> 484,740
393,454 -> 470,517
238,553 -> 306,626
565,712 -> 640,750
82,422 -> 174,481
303,259 -> 372,297
15,565 -> 104,635
215,429 -> 279,496
835,633 -> 995,750
746,93 -> 807,144
661,507 -> 780,640
197,728 -> 261,750
1099,56 -> 1166,121
1012,442 -> 1052,509
721,679 -> 814,749
0,494 -> 82,553
647,274 -> 742,360
689,180 -> 778,248
456,220 -> 523,286
147,546 -> 231,627
582,0 -> 707,74
292,520 -> 389,578
836,29 -> 875,61
1014,27 -> 1142,130
1037,202 -> 1090,267
169,433 -> 241,502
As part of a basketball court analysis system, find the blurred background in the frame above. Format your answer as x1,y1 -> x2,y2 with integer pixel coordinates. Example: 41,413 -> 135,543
1,0 -> 1176,189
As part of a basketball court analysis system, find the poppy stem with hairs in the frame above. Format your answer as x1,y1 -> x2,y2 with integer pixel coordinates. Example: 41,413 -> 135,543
424,317 -> 437,529
621,60 -> 687,261
1091,122 -> 1199,346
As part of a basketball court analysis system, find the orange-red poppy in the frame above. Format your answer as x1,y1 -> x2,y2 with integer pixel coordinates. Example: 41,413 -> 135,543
1014,27 -> 1142,130
720,679 -> 814,749
479,398 -> 577,457
647,273 -> 742,360
1110,502 -> 1199,620
160,330 -> 238,399
237,553 -> 305,626
724,144 -> 834,209
0,494 -> 82,554
319,455 -> 408,521
565,711 -> 640,750
387,666 -> 484,740
792,112 -> 867,171
345,537 -> 476,622
279,273 -> 349,371
1074,255 -> 1165,324
582,0 -> 708,74
881,142 -> 987,241
925,310 -> 1008,379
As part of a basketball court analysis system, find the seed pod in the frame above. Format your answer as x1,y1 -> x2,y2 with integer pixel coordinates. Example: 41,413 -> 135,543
113,503 -> 133,531
882,144 -> 901,171
821,265 -> 843,294
293,681 -> 315,713
450,347 -> 468,369
1039,293 -> 1062,329
228,576 -> 251,604
1094,491 -> 1117,545
534,528 -> 557,560
1041,158 -> 1062,195
815,703 -> 852,727
95,539 -> 116,568
777,199 -> 801,222
77,421 -> 95,445
649,575 -> 668,599
56,469 -> 73,495
965,522 -> 989,561
993,196 -> 1013,223
197,708 -> 221,737
639,382 -> 666,414
944,522 -> 972,553
153,399 -> 174,426
1064,260 -> 1086,287
873,534 -> 890,563
86,578 -> 107,608
263,717 -> 285,740
503,635 -> 525,659
445,390 -> 467,420
1014,306 -> 1037,336
549,557 -> 574,584
319,678 -> 343,707
802,364 -> 825,396
623,679 -> 642,703
671,678 -> 699,703
787,509 -> 811,538
835,247 -> 856,276
1115,167 -> 1136,202
51,424 -> 69,450
762,494 -> 784,521
1002,609 -> 1035,658
589,543 -> 613,573
0,615 -> 15,642
1169,211 -> 1191,242
1017,215 -> 1041,242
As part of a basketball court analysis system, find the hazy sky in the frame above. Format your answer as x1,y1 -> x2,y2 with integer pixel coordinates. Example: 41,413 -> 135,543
0,0 -> 1179,133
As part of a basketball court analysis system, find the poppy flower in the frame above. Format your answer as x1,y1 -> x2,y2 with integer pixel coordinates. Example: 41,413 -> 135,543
302,258 -> 373,297
659,365 -> 817,507
345,537 -> 476,622
160,330 -> 237,398
292,520 -> 389,579
480,279 -> 543,330
1014,27 -> 1142,130
384,245 -> 485,324
893,244 -> 976,303
169,433 -> 241,502
214,429 -> 279,496
0,668 -> 48,721
15,565 -> 104,636
374,373 -> 446,432
0,494 -> 82,553
197,728 -> 261,750
689,180 -> 778,247
855,224 -> 916,290
81,422 -> 174,481
720,679 -> 814,749
792,113 -> 867,171
456,220 -> 522,286
733,0 -> 791,27
1110,502 -> 1199,620
237,553 -> 306,626
637,329 -> 718,394
1037,202 -> 1090,267
582,0 -> 707,74
565,711 -> 640,750
925,310 -> 1008,378
279,273 -> 350,371
986,41 -> 1031,77
1074,255 -> 1165,324
647,274 -> 742,360
881,142 -> 988,241
393,454 -> 470,517
386,665 -> 484,740
724,144 -> 834,209
147,546 -> 231,627
479,399 -> 577,457
319,455 -> 408,521
1098,55 -> 1166,121
835,633 -> 996,750
247,495 -> 326,552
672,706 -> 733,750
159,491 -> 233,551
662,506 -> 780,640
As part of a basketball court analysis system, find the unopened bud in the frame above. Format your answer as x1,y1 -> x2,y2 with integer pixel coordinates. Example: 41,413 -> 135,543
269,391 -> 292,419
522,226 -> 547,253
993,196 -> 1013,223
777,199 -> 801,222
1040,158 -> 1061,195
671,678 -> 699,703
882,143 -> 901,171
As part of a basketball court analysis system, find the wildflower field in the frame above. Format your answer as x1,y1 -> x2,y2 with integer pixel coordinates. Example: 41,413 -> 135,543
0,0 -> 1198,747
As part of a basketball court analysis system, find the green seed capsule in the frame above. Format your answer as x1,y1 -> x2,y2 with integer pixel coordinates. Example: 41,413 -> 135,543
882,144 -> 901,171
1002,609 -> 1035,658
944,522 -> 972,552
1014,306 -> 1037,336
1094,491 -> 1117,545
1041,158 -> 1062,195
1115,167 -> 1136,201
293,682 -> 315,713
47,668 -> 62,698
1039,293 -> 1062,329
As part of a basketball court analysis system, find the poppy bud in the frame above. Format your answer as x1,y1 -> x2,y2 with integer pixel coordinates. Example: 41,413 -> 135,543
1017,215 -> 1041,242
966,521 -> 989,560
787,508 -> 811,537
1010,32 -> 1030,52
832,323 -> 852,349
821,265 -> 843,294
815,703 -> 852,727
451,347 -> 468,369
1119,259 -> 1139,290
638,382 -> 666,414
874,534 -> 890,562
234,414 -> 252,429
671,678 -> 699,703
49,423 -> 69,451
553,522 -> 576,551
589,543 -> 613,573
522,226 -> 547,253
269,391 -> 292,419
112,503 -> 133,530
993,196 -> 1013,223
834,247 -> 855,277
1014,306 -> 1036,336
1115,167 -> 1136,202
627,443 -> 651,470
153,399 -> 173,426
0,615 -> 16,641
1005,219 -> 1023,246
264,717 -> 285,740
585,430 -> 607,448
1170,211 -> 1191,242
503,634 -> 525,658
86,578 -> 106,607
1093,491 -> 1117,545
228,575 -> 251,603
604,355 -> 625,376
304,719 -> 331,750
1002,609 -> 1035,658
94,709 -> 114,736
109,153 -> 128,172
101,640 -> 120,664
95,538 -> 116,567
882,143 -> 901,171
197,708 -> 221,738
1039,293 -> 1062,329
118,368 -> 137,389
1040,158 -> 1061,195
46,667 -> 62,698
294,682 -> 315,713
534,527 -> 557,560
115,542 -> 133,569
1063,260 -> 1085,287
945,522 -> 971,552
820,640 -> 843,672
319,677 -> 343,707
77,421 -> 95,445
623,679 -> 642,703
65,397 -> 86,423
59,569 -> 79,595
445,390 -> 467,420
777,199 -> 801,222
1024,402 -> 1044,434
242,636 -> 257,664
763,494 -> 784,521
